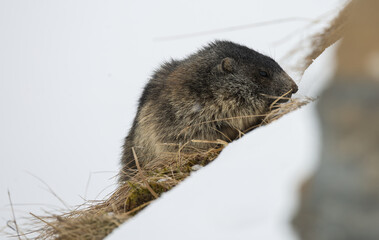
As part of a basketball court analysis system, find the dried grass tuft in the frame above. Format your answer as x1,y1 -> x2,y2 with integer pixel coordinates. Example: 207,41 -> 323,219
285,0 -> 353,75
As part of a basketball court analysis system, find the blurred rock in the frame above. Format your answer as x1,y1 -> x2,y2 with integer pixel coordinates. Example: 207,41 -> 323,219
293,0 -> 379,239
293,79 -> 379,240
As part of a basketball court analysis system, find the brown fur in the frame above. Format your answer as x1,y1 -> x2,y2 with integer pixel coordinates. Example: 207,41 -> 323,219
119,40 -> 298,181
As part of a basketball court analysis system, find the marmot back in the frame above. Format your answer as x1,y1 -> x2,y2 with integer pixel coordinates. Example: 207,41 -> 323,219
120,40 -> 298,181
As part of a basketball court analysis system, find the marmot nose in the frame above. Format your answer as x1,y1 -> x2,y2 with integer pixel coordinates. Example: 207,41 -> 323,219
291,83 -> 298,94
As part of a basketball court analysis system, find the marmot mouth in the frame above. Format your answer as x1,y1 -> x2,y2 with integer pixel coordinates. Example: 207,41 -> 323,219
260,92 -> 292,106
276,96 -> 291,104
274,90 -> 294,103
267,93 -> 293,110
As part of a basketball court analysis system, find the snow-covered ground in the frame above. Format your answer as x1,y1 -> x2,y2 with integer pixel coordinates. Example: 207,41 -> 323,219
0,0 -> 343,239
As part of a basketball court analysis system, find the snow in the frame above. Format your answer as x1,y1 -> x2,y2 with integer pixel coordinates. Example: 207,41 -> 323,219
0,0 -> 343,239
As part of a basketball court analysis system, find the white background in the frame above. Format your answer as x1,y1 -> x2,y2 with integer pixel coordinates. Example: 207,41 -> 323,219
0,0 -> 344,239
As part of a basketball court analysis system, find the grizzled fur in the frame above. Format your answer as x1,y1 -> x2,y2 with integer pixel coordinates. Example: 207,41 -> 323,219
120,40 -> 298,181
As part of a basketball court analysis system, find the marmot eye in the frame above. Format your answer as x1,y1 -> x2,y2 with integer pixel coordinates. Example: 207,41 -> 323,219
259,71 -> 269,77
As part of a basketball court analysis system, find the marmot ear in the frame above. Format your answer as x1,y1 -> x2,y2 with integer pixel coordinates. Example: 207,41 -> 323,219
219,57 -> 236,73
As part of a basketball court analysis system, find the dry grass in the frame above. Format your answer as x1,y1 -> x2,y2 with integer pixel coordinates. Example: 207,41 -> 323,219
4,98 -> 310,240
285,0 -> 353,75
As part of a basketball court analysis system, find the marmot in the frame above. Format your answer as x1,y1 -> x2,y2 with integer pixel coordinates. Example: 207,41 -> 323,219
120,40 -> 298,181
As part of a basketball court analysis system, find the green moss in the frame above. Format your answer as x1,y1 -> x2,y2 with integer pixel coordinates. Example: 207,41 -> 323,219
124,182 -> 168,214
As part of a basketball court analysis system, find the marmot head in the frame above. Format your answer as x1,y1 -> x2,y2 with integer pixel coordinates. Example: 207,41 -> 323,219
184,40 -> 298,113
